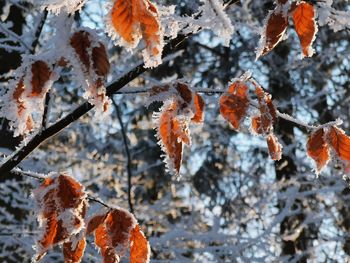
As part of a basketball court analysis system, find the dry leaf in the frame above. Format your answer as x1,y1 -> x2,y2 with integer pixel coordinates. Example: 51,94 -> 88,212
292,2 -> 317,57
31,60 -> 52,97
257,7 -> 288,58
33,173 -> 87,261
327,126 -> 350,171
306,128 -> 330,173
63,238 -> 86,263
267,133 -> 282,161
110,0 -> 163,67
220,81 -> 250,130
130,224 -> 150,263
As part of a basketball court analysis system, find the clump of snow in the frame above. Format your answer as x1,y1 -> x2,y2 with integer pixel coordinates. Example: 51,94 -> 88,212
30,0 -> 86,14
193,0 -> 235,47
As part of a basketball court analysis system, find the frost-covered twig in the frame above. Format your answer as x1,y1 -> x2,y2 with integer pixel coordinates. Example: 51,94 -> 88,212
0,33 -> 190,175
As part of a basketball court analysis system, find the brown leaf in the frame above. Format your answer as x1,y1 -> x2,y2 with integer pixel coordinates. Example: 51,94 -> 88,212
92,43 -> 110,78
130,224 -> 150,263
266,133 -> 282,161
220,81 -> 250,130
175,83 -> 193,104
70,31 -> 91,71
292,2 -> 317,57
31,60 -> 51,97
191,93 -> 205,123
257,8 -> 288,58
306,128 -> 330,173
63,238 -> 86,263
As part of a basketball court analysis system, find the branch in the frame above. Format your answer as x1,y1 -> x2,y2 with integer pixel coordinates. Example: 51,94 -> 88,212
0,34 -> 189,175
111,98 -> 134,214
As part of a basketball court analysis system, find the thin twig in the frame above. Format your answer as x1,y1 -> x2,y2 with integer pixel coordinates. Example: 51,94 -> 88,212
30,10 -> 48,54
112,98 -> 134,214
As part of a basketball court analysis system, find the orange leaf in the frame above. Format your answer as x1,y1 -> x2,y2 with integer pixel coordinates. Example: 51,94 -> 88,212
110,0 -> 162,67
86,213 -> 108,235
157,101 -> 183,175
95,223 -> 119,263
306,128 -> 330,173
292,2 -> 317,57
327,126 -> 350,171
31,60 -> 52,97
130,224 -> 150,263
220,81 -> 249,130
191,93 -> 205,123
33,174 -> 87,260
63,238 -> 86,263
266,133 -> 282,161
94,208 -> 139,263
257,8 -> 288,58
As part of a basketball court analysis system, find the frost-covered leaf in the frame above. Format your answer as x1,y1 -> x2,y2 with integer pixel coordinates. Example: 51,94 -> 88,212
267,133 -> 282,161
256,3 -> 288,59
108,0 -> 164,68
32,173 -> 87,261
219,81 -> 249,130
92,208 -> 149,263
150,82 -> 205,176
155,100 -> 184,176
292,2 -> 317,57
31,61 -> 52,97
306,128 -> 330,174
63,237 -> 86,263
69,30 -> 111,112
255,86 -> 277,134
130,224 -> 150,263
0,59 -> 54,136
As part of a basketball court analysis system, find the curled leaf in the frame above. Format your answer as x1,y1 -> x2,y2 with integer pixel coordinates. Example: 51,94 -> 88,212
257,6 -> 288,58
266,133 -> 282,161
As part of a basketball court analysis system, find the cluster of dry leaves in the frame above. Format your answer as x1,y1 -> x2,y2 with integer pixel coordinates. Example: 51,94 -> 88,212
33,173 -> 150,263
150,79 -> 350,177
